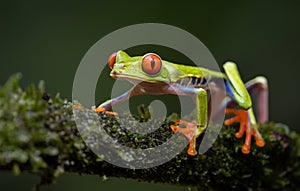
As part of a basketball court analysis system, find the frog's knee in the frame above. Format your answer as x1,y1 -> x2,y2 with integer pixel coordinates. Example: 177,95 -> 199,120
223,61 -> 237,70
254,76 -> 268,90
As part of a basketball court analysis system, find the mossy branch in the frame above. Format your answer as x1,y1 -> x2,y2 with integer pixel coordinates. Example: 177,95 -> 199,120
0,74 -> 300,190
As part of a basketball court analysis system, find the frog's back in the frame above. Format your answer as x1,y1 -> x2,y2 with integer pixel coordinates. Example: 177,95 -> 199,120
164,61 -> 227,88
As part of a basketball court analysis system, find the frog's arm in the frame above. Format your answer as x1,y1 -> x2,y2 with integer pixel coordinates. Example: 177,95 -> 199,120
166,84 -> 208,156
223,62 -> 266,154
96,86 -> 149,112
96,90 -> 131,112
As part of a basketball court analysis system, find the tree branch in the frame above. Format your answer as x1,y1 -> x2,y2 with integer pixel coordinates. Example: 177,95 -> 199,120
0,74 -> 299,190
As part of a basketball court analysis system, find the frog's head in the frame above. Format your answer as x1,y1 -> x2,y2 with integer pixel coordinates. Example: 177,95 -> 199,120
107,50 -> 174,83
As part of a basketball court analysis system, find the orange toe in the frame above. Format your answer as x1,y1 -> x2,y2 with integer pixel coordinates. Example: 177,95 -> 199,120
224,116 -> 240,126
235,123 -> 246,138
242,144 -> 250,154
170,125 -> 179,132
105,111 -> 118,116
187,142 -> 197,156
256,139 -> 265,147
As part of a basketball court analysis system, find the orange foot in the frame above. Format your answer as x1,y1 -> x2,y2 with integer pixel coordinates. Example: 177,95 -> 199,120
225,108 -> 265,154
170,120 -> 198,156
73,105 -> 117,116
94,107 -> 118,116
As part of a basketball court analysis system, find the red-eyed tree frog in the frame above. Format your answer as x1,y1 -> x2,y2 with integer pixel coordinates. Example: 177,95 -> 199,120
96,50 -> 268,156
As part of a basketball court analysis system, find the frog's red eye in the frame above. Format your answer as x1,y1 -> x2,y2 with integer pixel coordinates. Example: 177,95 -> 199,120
108,52 -> 117,69
142,53 -> 162,75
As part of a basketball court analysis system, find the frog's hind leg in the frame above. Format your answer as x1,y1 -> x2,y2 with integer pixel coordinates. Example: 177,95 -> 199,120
213,76 -> 268,123
210,75 -> 268,154
221,62 -> 268,154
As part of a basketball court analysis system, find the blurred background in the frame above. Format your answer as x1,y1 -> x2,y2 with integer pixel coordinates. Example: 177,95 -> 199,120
1,1 -> 299,190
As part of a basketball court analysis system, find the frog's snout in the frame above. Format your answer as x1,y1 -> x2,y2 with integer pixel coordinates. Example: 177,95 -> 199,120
108,52 -> 117,69
110,70 -> 118,77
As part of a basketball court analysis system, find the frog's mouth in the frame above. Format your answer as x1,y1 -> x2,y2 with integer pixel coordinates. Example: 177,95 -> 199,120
110,71 -> 158,84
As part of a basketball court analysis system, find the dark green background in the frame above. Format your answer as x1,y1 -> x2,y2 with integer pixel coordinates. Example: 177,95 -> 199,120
1,1 -> 299,190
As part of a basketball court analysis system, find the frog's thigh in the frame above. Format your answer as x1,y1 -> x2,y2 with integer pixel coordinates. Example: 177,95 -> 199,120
223,62 -> 252,109
212,76 -> 268,123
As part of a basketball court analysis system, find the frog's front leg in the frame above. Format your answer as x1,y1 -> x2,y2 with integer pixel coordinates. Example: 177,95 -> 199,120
74,92 -> 130,115
96,90 -> 131,112
168,85 -> 208,156
223,62 -> 265,154
96,85 -> 149,114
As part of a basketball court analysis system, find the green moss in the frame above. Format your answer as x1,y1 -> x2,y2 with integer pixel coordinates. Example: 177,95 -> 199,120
0,74 -> 299,190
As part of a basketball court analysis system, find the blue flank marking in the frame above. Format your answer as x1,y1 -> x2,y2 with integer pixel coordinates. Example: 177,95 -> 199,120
225,80 -> 234,97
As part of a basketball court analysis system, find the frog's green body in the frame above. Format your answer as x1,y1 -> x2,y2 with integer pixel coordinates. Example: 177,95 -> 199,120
98,50 -> 268,156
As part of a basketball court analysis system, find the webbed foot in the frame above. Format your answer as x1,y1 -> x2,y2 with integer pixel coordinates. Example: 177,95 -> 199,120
170,120 -> 198,156
73,105 -> 118,116
225,108 -> 265,154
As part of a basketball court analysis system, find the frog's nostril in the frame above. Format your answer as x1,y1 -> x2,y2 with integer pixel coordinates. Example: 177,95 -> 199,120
108,52 -> 117,69
110,71 -> 118,78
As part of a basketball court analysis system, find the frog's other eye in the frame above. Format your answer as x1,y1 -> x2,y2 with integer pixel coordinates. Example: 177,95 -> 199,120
108,52 -> 117,69
142,53 -> 162,75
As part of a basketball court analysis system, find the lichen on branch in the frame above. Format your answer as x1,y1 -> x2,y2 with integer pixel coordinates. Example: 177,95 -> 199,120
0,74 -> 299,190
